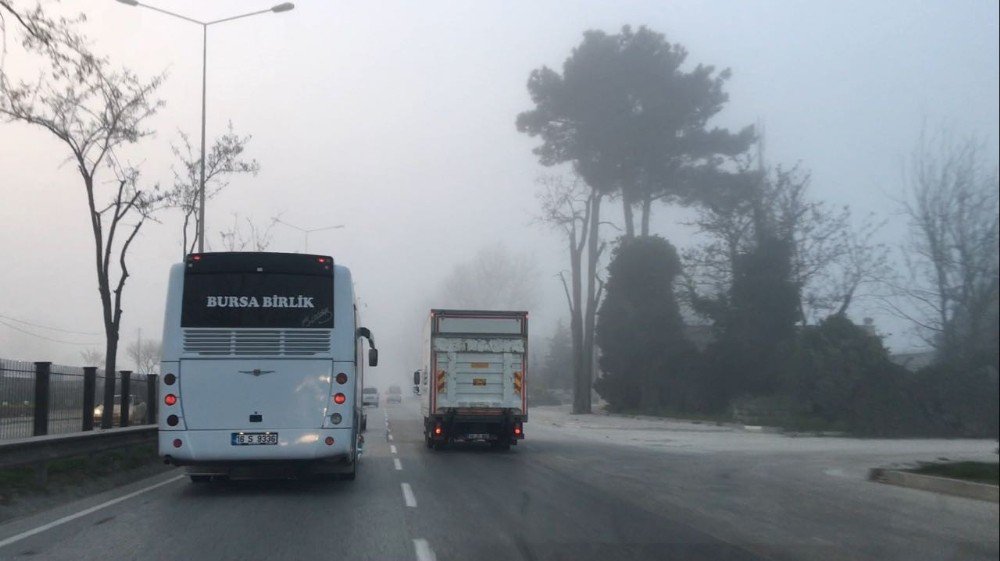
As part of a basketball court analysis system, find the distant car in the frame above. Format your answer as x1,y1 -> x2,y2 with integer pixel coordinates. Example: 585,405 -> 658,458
94,394 -> 146,425
386,385 -> 402,404
362,386 -> 379,408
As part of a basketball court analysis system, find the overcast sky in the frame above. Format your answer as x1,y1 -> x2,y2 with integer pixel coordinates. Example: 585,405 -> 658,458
1,0 -> 997,386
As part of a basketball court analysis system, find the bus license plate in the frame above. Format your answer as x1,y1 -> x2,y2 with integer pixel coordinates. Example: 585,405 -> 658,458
231,432 -> 278,446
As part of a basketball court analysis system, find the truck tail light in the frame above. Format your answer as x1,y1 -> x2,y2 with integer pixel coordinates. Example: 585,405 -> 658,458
434,424 -> 442,436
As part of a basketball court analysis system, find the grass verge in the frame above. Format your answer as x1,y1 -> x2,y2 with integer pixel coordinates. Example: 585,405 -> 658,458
907,461 -> 999,485
0,443 -> 174,523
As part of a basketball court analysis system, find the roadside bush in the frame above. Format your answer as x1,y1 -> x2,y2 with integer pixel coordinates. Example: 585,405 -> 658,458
595,236 -> 695,413
785,314 -> 928,436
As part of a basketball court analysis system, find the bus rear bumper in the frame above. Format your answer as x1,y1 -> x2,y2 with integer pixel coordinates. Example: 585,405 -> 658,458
159,428 -> 355,465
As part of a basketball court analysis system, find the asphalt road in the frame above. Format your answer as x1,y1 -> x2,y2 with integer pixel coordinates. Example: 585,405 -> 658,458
0,398 -> 996,561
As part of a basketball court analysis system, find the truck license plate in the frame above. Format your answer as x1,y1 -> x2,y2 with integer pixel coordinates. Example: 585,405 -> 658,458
231,432 -> 278,445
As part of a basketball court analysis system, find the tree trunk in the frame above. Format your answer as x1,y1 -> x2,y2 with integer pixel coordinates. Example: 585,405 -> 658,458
622,192 -> 635,240
640,195 -> 652,237
101,331 -> 118,428
569,234 -> 587,415
580,194 -> 603,414
98,274 -> 117,428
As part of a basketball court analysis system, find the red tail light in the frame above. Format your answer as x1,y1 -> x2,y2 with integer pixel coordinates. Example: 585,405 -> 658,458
333,393 -> 346,404
172,439 -> 182,448
434,425 -> 442,435
324,436 -> 335,445
514,426 -> 522,436
164,394 -> 177,406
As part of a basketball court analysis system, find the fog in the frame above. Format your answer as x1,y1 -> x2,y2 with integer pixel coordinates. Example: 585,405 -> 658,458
1,0 -> 997,390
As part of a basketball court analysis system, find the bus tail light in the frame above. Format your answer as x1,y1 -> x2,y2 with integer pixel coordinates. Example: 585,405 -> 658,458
167,415 -> 179,426
324,436 -> 335,445
164,394 -> 177,406
333,393 -> 346,405
335,372 -> 348,384
172,439 -> 182,448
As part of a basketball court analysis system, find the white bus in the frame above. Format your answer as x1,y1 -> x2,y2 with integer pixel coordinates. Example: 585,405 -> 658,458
158,252 -> 377,481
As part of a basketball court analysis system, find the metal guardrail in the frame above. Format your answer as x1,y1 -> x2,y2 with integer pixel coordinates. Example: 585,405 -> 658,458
0,425 -> 158,483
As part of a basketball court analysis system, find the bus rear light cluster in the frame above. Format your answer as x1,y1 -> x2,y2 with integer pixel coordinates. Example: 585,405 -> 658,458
164,394 -> 178,406
335,372 -> 348,384
172,439 -> 183,448
330,413 -> 342,425
167,415 -> 179,427
324,436 -> 335,445
332,393 -> 346,405
164,373 -> 176,385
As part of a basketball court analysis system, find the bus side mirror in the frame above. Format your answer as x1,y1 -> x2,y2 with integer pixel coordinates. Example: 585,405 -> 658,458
413,370 -> 420,385
368,348 -> 379,367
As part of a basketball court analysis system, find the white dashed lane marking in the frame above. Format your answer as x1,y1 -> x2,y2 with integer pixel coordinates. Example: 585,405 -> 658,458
390,444 -> 398,455
413,538 -> 437,561
401,483 -> 417,507
394,458 -> 403,470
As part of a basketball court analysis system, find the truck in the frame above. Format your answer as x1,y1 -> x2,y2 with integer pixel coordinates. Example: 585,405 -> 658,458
417,309 -> 528,450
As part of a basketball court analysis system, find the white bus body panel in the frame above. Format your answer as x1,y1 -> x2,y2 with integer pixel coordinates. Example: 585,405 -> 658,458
159,261 -> 360,463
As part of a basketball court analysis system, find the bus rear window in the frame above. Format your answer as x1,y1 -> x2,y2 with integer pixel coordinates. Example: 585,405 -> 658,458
181,273 -> 333,328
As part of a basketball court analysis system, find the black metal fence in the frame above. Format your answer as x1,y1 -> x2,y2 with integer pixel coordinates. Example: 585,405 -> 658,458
0,358 -> 157,441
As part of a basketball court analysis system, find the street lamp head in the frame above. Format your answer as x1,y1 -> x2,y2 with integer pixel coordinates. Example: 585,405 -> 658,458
115,0 -> 139,5
271,2 -> 294,12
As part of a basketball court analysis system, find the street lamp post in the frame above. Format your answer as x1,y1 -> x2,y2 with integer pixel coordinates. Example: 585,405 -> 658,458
115,1 -> 294,253
274,219 -> 345,253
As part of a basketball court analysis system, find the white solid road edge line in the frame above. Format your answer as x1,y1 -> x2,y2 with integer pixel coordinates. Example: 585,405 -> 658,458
0,474 -> 186,549
413,538 -> 438,561
394,458 -> 403,471
401,482 -> 417,507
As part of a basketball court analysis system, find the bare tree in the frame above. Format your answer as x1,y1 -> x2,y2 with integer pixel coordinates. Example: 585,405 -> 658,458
893,130 -> 999,360
168,123 -> 259,256
0,3 -> 165,428
685,159 -> 889,323
80,348 -> 105,367
537,174 -> 605,413
439,244 -> 540,311
217,213 -> 277,252
126,338 -> 161,374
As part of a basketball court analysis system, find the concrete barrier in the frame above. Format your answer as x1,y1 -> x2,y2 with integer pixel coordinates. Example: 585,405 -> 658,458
869,468 -> 999,503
